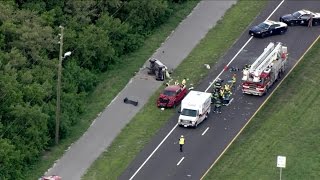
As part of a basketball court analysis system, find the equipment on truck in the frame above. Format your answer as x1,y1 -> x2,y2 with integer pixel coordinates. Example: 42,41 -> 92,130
178,91 -> 211,128
148,58 -> 168,81
242,42 -> 288,96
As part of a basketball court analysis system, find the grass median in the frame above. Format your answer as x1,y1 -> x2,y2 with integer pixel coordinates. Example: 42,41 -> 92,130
204,39 -> 320,179
83,1 -> 267,179
25,1 -> 200,179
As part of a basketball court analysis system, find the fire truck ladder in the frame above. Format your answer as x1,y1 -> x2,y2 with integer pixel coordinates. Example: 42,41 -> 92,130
250,42 -> 282,82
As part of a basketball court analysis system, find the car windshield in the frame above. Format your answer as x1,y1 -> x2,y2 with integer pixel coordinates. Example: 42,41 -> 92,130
163,90 -> 176,96
257,23 -> 270,29
292,11 -> 301,18
181,109 -> 197,117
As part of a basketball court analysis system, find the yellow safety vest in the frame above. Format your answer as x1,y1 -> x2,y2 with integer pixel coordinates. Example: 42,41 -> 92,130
179,138 -> 185,145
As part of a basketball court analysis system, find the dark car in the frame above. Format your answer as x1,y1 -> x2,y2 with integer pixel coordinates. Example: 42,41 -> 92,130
157,85 -> 187,108
280,9 -> 320,26
249,20 -> 288,38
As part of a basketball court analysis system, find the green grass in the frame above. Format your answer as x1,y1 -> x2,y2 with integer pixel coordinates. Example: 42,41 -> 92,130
83,1 -> 267,179
24,1 -> 199,179
204,39 -> 320,180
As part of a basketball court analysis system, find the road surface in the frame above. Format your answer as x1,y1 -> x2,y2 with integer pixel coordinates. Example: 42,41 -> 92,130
45,1 -> 236,179
120,1 -> 320,179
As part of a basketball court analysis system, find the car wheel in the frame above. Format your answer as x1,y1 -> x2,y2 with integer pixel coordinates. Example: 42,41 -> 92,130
280,29 -> 285,35
261,33 -> 266,38
314,21 -> 319,26
194,122 -> 198,129
289,21 -> 294,26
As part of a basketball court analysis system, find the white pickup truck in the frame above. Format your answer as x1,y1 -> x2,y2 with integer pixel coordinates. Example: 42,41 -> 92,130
178,91 -> 211,128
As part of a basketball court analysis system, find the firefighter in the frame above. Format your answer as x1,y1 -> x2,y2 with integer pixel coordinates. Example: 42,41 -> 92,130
223,90 -> 232,105
211,90 -> 220,104
220,87 -> 225,98
224,84 -> 231,93
213,80 -> 222,91
231,74 -> 237,88
179,135 -> 185,152
214,98 -> 222,113
181,78 -> 186,88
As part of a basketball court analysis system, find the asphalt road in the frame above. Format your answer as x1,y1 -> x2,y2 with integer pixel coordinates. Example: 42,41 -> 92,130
120,1 -> 320,180
44,1 -> 236,179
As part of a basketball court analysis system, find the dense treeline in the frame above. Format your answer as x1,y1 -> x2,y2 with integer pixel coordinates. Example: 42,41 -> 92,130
0,0 -> 188,178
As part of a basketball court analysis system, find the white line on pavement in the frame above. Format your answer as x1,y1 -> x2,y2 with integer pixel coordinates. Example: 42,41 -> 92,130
129,124 -> 178,180
177,157 -> 185,166
129,1 -> 285,179
202,127 -> 210,136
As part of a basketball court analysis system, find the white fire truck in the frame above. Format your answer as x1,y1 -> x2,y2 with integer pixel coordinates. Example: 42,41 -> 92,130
242,42 -> 288,96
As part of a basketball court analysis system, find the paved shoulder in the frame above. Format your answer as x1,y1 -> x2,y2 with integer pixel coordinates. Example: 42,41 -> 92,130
45,1 -> 236,179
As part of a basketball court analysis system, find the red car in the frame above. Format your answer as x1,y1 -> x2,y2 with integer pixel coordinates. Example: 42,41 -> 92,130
157,85 -> 187,108
39,175 -> 62,180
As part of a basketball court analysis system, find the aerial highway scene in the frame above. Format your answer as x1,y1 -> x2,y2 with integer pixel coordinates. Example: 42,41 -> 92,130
1,0 -> 319,180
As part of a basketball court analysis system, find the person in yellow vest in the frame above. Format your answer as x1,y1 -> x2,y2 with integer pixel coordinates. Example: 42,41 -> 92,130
220,87 -> 225,98
224,84 -> 231,93
181,78 -> 186,87
179,135 -> 185,152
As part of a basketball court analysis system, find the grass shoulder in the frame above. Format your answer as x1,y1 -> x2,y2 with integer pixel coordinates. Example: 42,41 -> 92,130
83,1 -> 267,179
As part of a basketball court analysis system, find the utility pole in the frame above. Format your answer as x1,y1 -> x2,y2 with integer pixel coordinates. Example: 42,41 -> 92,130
55,25 -> 64,145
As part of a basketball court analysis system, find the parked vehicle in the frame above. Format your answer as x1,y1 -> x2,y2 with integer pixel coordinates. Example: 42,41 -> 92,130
157,85 -> 187,108
178,91 -> 211,128
280,9 -> 320,26
242,42 -> 288,96
249,20 -> 287,38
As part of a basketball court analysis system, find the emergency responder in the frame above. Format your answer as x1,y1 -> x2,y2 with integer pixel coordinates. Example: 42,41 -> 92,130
231,74 -> 236,88
308,14 -> 313,27
224,84 -> 231,93
214,98 -> 222,113
223,90 -> 231,105
179,135 -> 185,152
213,79 -> 222,91
181,78 -> 186,88
211,90 -> 220,104
220,87 -> 225,99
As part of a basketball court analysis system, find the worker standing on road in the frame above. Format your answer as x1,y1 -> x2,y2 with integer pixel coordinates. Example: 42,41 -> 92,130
181,78 -> 187,88
214,98 -> 222,113
179,135 -> 185,152
308,14 -> 313,27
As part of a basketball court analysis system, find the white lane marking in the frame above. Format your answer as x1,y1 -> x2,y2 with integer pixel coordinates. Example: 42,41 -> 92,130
202,127 -> 210,136
265,0 -> 285,20
129,1 -> 285,179
204,36 -> 253,92
177,157 -> 185,166
129,124 -> 178,180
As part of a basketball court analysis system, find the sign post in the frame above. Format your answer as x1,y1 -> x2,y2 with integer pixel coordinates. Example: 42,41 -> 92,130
277,156 -> 286,180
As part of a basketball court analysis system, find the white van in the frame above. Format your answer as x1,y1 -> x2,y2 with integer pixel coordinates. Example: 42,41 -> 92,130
178,91 -> 211,128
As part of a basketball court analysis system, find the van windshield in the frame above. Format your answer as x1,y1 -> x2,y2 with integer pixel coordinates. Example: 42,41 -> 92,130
181,109 -> 197,117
